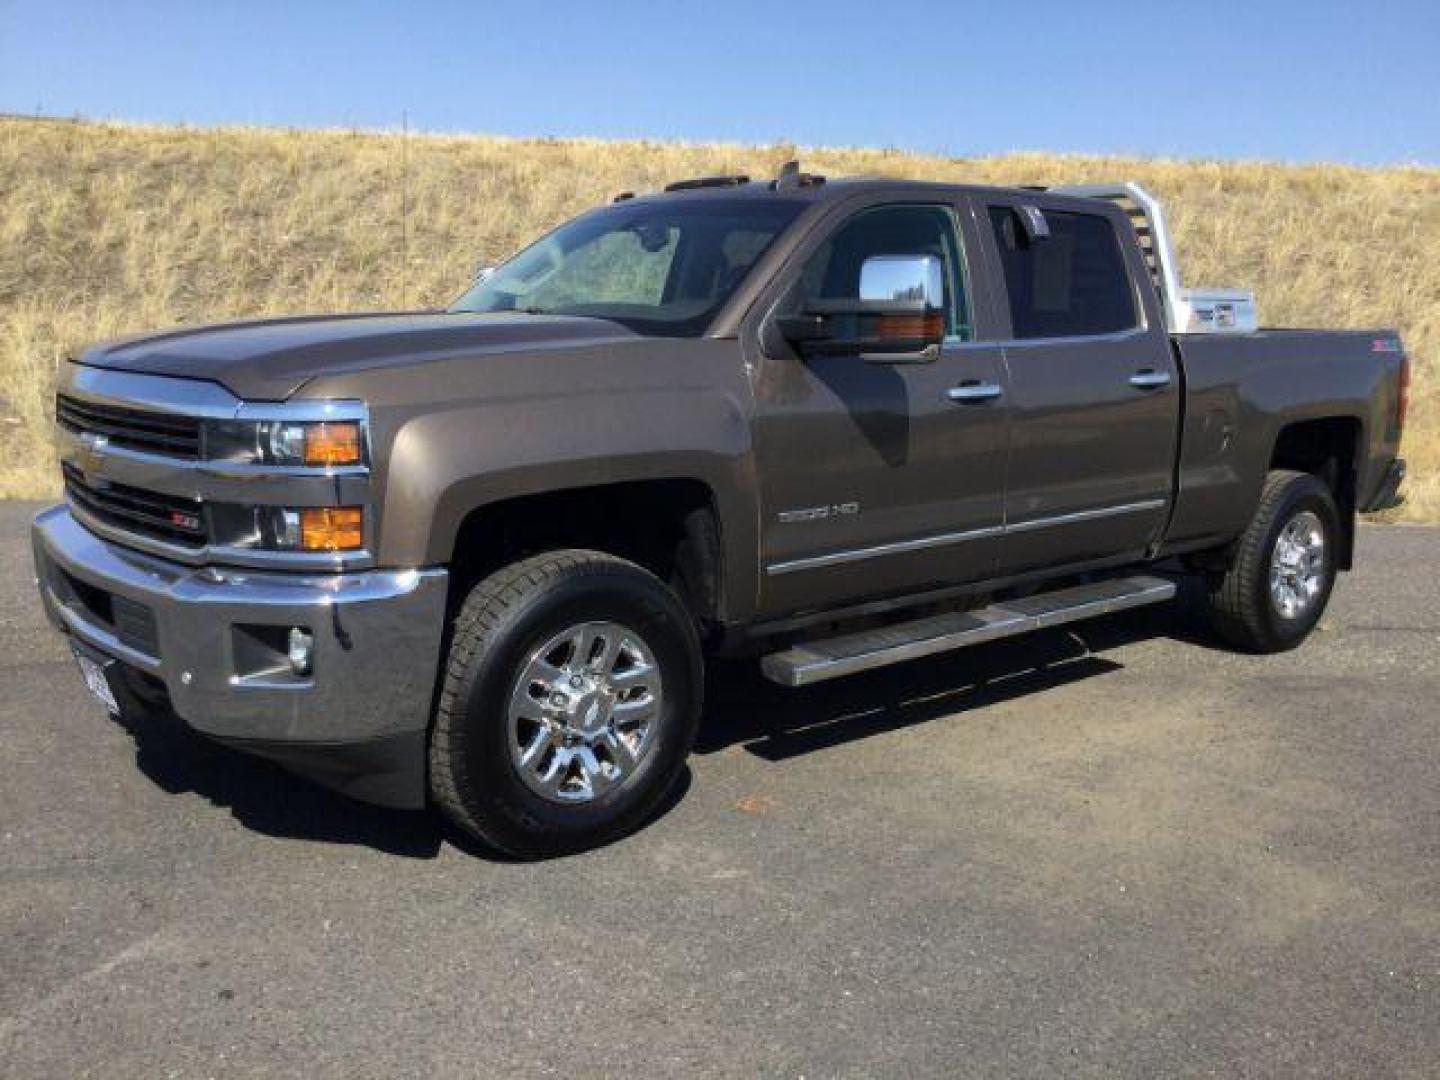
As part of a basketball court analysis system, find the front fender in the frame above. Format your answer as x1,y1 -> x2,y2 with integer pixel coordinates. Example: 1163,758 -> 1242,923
377,386 -> 759,618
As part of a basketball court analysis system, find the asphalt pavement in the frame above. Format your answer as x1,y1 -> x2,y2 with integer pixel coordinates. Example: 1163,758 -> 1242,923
2,501 -> 1437,1078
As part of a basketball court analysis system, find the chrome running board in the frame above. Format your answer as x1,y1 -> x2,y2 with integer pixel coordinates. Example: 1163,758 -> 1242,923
760,575 -> 1176,688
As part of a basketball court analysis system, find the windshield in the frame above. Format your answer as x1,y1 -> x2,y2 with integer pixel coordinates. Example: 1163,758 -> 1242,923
449,198 -> 805,336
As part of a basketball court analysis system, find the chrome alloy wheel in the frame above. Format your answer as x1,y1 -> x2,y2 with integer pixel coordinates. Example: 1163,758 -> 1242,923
507,621 -> 664,803
1269,510 -> 1327,620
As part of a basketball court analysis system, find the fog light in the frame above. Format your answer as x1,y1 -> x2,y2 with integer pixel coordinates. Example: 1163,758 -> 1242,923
287,627 -> 314,676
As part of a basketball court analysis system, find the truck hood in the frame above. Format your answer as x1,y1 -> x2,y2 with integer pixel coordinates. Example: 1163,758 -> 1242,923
75,311 -> 641,401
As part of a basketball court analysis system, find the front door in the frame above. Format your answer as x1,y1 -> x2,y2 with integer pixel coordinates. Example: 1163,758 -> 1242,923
750,201 -> 1010,617
977,198 -> 1181,575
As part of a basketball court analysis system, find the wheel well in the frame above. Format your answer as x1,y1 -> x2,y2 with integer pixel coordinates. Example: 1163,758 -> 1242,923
446,480 -> 724,632
1270,417 -> 1360,568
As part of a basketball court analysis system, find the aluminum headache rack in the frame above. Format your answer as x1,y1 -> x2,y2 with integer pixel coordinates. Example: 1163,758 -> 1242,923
1048,182 -> 1258,334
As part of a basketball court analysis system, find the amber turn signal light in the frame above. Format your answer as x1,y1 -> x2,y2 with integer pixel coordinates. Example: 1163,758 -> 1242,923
299,507 -> 364,551
301,422 -> 363,466
874,311 -> 945,340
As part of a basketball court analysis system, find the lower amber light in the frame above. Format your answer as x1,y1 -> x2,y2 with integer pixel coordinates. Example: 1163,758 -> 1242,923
299,507 -> 363,551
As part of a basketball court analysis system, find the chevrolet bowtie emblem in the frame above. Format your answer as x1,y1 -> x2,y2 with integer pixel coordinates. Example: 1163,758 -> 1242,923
78,431 -> 109,472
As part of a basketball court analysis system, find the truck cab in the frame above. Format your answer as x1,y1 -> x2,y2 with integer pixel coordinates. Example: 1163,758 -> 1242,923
744,182 -> 1181,617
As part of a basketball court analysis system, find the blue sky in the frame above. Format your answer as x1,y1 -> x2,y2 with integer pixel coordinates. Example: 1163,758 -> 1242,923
2,0 -> 1436,165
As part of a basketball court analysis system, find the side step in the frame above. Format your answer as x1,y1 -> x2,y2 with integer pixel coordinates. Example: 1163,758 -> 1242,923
760,575 -> 1176,688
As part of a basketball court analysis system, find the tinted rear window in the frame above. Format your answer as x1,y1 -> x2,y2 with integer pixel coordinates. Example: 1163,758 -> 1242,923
987,208 -> 1137,338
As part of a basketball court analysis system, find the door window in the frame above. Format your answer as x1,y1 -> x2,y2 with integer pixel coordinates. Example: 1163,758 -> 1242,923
987,208 -> 1137,339
788,205 -> 972,340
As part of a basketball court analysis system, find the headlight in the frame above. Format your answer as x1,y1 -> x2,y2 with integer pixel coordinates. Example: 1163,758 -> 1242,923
263,420 -> 364,466
208,418 -> 366,467
198,403 -> 370,559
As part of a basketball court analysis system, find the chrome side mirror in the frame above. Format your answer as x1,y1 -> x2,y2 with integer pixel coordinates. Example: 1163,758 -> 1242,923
776,251 -> 947,363
859,254 -> 943,306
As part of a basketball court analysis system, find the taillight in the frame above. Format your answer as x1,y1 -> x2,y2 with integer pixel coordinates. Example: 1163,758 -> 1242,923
1398,355 -> 1410,434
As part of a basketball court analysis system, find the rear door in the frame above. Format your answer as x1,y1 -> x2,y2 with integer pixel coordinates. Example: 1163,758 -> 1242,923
975,197 -> 1180,575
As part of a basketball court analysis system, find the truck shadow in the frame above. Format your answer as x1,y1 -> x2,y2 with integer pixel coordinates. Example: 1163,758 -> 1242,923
113,581 -> 1211,860
114,698 -> 692,862
112,708 -> 451,859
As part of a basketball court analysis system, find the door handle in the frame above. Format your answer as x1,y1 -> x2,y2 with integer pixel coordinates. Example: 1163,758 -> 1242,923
947,382 -> 1004,403
1129,369 -> 1172,390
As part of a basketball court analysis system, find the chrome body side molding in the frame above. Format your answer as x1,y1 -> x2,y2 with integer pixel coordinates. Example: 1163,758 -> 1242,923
1004,498 -> 1167,535
764,499 -> 1167,576
766,524 -> 1004,576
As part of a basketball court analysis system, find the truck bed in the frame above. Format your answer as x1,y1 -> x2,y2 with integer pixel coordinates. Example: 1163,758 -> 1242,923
1164,328 -> 1406,553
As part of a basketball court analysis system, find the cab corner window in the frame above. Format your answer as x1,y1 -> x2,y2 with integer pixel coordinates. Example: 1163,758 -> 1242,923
789,205 -> 972,341
987,207 -> 1137,339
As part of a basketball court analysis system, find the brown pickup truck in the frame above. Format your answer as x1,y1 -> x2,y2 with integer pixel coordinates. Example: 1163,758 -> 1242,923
32,164 -> 1408,857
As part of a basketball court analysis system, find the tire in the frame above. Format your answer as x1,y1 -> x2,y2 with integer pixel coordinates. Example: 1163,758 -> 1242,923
1205,469 -> 1340,653
430,550 -> 703,859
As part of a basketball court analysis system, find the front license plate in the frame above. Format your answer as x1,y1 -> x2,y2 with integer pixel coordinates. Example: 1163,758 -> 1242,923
72,645 -> 120,715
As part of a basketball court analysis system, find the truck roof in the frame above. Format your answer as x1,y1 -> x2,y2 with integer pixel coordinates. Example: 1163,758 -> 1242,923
618,164 -> 1064,208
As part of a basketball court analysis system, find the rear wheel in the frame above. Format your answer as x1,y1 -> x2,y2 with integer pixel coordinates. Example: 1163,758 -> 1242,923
1205,469 -> 1340,653
430,550 -> 702,859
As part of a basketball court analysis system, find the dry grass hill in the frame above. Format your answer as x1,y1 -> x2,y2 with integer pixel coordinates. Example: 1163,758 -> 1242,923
1,118 -> 1435,517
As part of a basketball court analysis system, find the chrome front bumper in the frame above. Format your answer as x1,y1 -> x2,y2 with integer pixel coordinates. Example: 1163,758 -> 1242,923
31,505 -> 449,806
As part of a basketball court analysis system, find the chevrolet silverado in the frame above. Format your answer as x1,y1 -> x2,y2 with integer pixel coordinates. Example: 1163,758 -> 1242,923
32,165 -> 1409,857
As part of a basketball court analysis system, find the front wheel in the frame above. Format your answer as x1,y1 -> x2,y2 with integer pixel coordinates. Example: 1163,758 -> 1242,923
430,550 -> 703,859
1204,469 -> 1340,653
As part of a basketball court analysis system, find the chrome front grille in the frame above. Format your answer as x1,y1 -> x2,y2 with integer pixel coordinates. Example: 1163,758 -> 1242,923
57,393 -> 202,460
62,462 -> 206,548
55,366 -> 374,570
